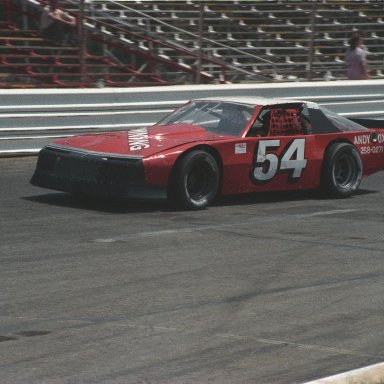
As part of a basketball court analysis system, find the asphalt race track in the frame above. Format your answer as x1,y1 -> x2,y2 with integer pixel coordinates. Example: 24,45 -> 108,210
1,157 -> 384,384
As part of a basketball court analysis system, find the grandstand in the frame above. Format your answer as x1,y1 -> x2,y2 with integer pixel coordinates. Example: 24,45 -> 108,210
1,0 -> 383,88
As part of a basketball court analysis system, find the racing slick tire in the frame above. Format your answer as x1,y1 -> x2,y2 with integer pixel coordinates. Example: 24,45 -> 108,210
321,142 -> 363,197
168,150 -> 220,210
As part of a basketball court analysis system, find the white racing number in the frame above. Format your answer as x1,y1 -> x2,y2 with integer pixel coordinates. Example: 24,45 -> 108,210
253,139 -> 307,183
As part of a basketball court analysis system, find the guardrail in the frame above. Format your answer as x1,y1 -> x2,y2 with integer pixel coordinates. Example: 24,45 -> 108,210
1,80 -> 384,157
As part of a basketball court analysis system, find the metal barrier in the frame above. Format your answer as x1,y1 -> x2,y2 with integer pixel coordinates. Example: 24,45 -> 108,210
1,80 -> 384,156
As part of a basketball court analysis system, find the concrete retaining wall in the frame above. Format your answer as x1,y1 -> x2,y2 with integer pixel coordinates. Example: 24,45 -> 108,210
1,80 -> 384,156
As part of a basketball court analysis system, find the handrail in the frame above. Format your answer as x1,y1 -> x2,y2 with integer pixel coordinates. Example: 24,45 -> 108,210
96,0 -> 276,80
63,0 -> 275,82
23,0 -> 224,83
82,14 -> 224,82
6,0 -> 197,87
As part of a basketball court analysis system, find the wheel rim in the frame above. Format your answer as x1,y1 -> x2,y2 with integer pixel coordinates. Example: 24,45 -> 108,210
334,153 -> 356,188
186,160 -> 212,201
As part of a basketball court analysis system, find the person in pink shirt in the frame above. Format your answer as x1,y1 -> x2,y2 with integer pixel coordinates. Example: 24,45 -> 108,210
345,31 -> 370,80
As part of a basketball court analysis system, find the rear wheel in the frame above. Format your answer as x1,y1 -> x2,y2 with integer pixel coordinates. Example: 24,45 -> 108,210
321,142 -> 362,197
168,150 -> 220,210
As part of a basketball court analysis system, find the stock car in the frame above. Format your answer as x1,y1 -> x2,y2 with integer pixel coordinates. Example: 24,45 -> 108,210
31,97 -> 384,209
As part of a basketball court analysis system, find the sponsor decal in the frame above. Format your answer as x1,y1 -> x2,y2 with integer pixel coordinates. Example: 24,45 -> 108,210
354,135 -> 371,145
354,133 -> 384,145
354,133 -> 384,155
235,143 -> 247,154
128,128 -> 150,151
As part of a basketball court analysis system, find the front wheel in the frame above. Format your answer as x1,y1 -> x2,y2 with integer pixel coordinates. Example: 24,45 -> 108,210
321,142 -> 362,197
168,150 -> 220,210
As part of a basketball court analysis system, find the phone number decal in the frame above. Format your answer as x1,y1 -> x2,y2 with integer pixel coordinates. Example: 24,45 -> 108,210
360,145 -> 384,155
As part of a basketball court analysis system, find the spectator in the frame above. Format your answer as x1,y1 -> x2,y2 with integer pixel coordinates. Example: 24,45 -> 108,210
345,31 -> 369,80
40,0 -> 77,45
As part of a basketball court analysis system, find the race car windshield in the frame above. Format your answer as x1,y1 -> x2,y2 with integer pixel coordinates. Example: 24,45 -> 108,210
156,101 -> 255,136
319,106 -> 368,132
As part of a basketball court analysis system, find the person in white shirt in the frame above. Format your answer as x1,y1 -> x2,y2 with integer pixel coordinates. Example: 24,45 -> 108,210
40,0 -> 76,45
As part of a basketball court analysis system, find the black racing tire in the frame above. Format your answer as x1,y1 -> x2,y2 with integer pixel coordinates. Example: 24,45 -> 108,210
168,150 -> 220,210
321,142 -> 362,197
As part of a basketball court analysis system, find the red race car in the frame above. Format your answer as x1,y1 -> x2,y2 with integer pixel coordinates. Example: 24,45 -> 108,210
31,97 -> 384,209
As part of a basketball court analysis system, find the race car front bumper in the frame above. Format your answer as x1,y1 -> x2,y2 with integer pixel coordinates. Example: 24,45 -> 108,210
30,145 -> 166,200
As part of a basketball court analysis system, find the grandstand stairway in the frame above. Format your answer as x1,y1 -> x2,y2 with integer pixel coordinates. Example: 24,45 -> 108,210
83,0 -> 384,82
2,0 -> 384,88
2,1 -> 195,88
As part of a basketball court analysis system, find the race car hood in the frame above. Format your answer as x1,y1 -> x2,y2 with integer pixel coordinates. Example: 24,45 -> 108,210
53,124 -> 228,157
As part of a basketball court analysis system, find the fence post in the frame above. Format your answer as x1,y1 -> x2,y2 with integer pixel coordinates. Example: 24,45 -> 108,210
78,0 -> 87,85
4,0 -> 12,24
196,2 -> 204,84
307,3 -> 317,81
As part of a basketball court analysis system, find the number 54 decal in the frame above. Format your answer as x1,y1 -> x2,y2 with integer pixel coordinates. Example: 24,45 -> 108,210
252,139 -> 307,183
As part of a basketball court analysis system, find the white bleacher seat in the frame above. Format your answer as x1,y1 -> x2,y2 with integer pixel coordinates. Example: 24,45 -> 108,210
119,34 -> 133,44
138,41 -> 148,50
101,26 -> 113,35
227,33 -> 235,40
177,59 -> 191,69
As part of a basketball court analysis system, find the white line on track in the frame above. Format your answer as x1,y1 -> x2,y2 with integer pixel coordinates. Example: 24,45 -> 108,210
8,314 -> 379,359
292,209 -> 358,218
93,209 -> 358,243
217,333 -> 383,359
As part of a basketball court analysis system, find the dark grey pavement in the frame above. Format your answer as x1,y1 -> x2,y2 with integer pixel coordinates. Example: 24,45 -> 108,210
1,157 -> 384,384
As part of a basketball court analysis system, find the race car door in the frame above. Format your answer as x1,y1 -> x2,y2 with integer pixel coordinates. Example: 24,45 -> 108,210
248,104 -> 322,192
219,103 -> 322,195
